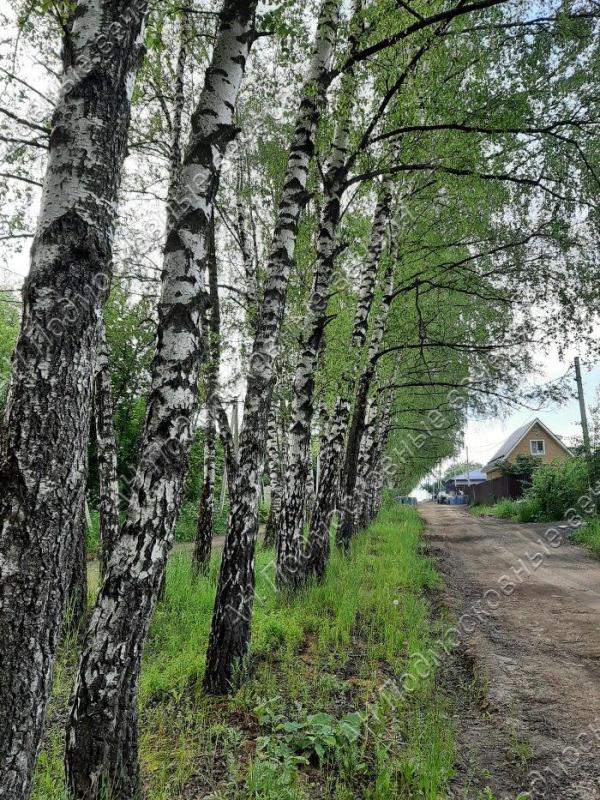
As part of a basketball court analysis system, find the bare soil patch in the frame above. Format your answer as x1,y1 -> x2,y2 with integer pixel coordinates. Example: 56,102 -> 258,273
421,502 -> 600,799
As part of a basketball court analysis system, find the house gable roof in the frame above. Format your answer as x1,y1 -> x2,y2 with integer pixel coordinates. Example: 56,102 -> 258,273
446,469 -> 487,484
483,418 -> 572,472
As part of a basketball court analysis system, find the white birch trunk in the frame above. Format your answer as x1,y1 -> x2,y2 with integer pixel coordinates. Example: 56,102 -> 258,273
276,84 -> 354,589
65,5 -> 257,796
306,181 -> 392,577
354,394 -> 379,527
203,0 -> 340,695
194,212 -> 221,575
338,252 -> 397,543
94,321 -> 120,577
0,3 -> 147,795
236,170 -> 258,331
263,404 -> 283,547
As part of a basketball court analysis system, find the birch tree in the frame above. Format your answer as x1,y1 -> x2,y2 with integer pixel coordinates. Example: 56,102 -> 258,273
65,3 -> 258,796
354,393 -> 381,527
94,321 -> 120,576
337,234 -> 398,544
263,402 -> 284,548
276,3 -> 362,589
305,181 -> 392,579
0,3 -> 148,795
193,212 -> 222,575
203,0 -> 341,695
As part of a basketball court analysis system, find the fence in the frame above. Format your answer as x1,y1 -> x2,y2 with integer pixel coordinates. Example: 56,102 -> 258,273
463,475 -> 525,505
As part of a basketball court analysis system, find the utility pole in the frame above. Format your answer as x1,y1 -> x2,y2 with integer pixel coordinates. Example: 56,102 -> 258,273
575,357 -> 592,455
575,357 -> 594,484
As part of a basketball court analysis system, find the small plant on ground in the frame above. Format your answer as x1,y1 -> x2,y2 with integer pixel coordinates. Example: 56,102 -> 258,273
268,710 -> 363,767
245,738 -> 308,800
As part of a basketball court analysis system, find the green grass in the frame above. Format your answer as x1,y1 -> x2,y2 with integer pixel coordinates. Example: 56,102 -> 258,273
173,499 -> 269,542
32,505 -> 456,799
469,500 -> 521,520
469,499 -> 539,524
571,517 -> 600,556
85,509 -> 101,559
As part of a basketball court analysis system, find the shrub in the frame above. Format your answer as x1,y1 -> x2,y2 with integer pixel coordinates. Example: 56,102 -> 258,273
470,501 -> 520,520
267,710 -> 362,768
469,504 -> 496,517
470,498 -> 539,523
525,457 -> 589,522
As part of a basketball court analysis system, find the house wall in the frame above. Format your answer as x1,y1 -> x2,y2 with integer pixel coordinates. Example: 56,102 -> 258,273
486,423 -> 571,480
464,475 -> 525,504
509,422 -> 570,464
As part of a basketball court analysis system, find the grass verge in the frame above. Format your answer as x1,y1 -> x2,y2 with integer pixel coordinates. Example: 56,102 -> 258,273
469,499 -> 539,524
33,505 -> 455,799
571,517 -> 600,556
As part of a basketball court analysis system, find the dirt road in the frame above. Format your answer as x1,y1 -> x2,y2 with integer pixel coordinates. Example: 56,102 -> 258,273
420,502 -> 600,800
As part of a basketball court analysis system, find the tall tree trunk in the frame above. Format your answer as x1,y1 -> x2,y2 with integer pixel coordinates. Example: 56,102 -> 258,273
368,413 -> 392,520
276,101 -> 352,590
0,4 -> 147,795
194,414 -> 217,573
360,391 -> 393,525
263,404 -> 283,548
65,6 -> 257,797
236,167 -> 259,332
94,321 -> 120,577
66,495 -> 89,637
166,10 -> 189,230
194,212 -> 221,576
203,0 -> 340,695
276,0 -> 364,590
304,459 -> 316,524
305,182 -> 392,579
338,254 -> 396,544
354,394 -> 379,529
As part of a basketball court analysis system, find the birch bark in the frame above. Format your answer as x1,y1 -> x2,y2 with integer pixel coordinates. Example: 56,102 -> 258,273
305,182 -> 392,578
65,4 -> 257,796
338,253 -> 396,544
356,395 -> 383,528
263,404 -> 283,548
354,394 -> 379,528
194,212 -> 221,575
276,0 -> 366,588
236,171 -> 259,332
66,490 -> 90,636
275,88 -> 353,589
166,11 -> 189,231
94,321 -> 120,576
367,404 -> 393,520
194,410 -> 216,573
0,3 -> 147,795
203,0 -> 340,695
